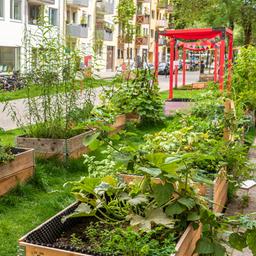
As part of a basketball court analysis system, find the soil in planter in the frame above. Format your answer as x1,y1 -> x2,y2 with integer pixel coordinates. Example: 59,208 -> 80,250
52,219 -> 177,256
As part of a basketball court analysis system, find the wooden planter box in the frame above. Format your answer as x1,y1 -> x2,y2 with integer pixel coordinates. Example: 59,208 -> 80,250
108,114 -> 126,134
125,112 -> 141,122
199,74 -> 214,82
16,130 -> 95,159
19,203 -> 201,256
0,148 -> 35,196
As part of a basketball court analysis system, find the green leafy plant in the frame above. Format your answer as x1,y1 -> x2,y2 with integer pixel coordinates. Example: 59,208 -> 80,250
6,14 -> 93,139
0,144 -> 14,164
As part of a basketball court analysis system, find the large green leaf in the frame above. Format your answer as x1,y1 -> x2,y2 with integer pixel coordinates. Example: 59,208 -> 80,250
165,202 -> 186,216
213,242 -> 226,256
152,183 -> 174,207
229,232 -> 247,251
246,230 -> 256,255
128,208 -> 175,232
83,132 -> 101,146
127,194 -> 149,206
187,211 -> 200,221
146,152 -> 170,167
139,167 -> 162,177
178,197 -> 195,210
195,237 -> 214,254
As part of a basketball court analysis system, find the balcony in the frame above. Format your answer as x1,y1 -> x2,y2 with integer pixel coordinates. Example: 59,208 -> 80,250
156,19 -> 167,28
66,24 -> 88,38
28,0 -> 55,5
136,14 -> 150,24
67,0 -> 89,7
159,38 -> 167,46
157,0 -> 168,8
96,30 -> 113,41
105,1 -> 115,15
136,36 -> 149,46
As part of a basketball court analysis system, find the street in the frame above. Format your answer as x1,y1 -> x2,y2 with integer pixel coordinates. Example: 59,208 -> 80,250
0,71 -> 200,131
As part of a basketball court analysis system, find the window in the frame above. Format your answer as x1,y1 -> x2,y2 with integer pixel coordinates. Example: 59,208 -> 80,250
151,29 -> 154,38
130,48 -> 132,59
72,11 -> 77,23
151,10 -> 155,19
28,4 -> 41,24
0,47 -> 20,72
143,28 -> 148,36
0,0 -> 4,18
49,8 -> 58,26
10,0 -> 22,20
118,49 -> 123,59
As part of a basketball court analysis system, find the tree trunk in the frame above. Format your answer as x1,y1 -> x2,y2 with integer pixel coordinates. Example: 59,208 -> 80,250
244,22 -> 252,46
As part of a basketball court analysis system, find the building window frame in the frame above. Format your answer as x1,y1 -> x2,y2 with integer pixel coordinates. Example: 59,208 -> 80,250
10,0 -> 22,21
0,0 -> 4,19
49,7 -> 58,26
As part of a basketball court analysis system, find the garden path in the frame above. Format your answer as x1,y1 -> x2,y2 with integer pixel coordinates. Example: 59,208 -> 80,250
225,137 -> 256,256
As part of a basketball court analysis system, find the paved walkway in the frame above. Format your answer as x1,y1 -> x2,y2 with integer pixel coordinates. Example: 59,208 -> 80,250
0,71 -> 200,131
225,138 -> 256,256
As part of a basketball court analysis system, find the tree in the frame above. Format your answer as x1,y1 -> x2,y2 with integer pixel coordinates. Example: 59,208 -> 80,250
115,0 -> 136,65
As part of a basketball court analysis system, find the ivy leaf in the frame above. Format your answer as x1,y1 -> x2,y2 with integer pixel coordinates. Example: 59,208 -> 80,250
152,182 -> 174,206
246,230 -> 256,255
195,237 -> 214,254
165,202 -> 186,216
229,233 -> 247,251
139,167 -> 162,177
178,197 -> 195,210
187,211 -> 200,221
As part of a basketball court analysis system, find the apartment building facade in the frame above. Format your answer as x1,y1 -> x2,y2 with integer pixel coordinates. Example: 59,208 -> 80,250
0,0 -> 171,74
0,0 -> 64,73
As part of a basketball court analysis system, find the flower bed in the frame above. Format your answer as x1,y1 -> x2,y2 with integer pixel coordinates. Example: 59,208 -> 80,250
16,130 -> 95,159
0,148 -> 35,196
19,203 -> 202,256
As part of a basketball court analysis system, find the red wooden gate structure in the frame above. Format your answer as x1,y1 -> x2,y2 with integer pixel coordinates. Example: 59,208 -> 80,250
154,28 -> 233,100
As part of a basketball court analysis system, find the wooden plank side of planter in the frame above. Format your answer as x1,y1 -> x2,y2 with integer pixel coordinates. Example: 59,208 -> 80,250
108,114 -> 126,135
174,223 -> 202,256
0,167 -> 34,196
213,174 -> 228,213
22,243 -> 90,256
125,112 -> 140,122
0,149 -> 34,180
67,130 -> 95,158
16,136 -> 65,158
16,131 -> 94,159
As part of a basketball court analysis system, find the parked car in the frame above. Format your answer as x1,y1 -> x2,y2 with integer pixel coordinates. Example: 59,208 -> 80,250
143,63 -> 154,71
158,62 -> 169,75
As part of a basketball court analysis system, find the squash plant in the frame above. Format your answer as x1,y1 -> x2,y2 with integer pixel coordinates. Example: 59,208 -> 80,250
63,163 -> 207,255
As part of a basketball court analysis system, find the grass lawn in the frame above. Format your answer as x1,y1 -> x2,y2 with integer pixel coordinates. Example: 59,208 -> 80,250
0,128 -> 23,146
0,78 -> 110,103
0,123 -> 166,256
160,88 -> 206,100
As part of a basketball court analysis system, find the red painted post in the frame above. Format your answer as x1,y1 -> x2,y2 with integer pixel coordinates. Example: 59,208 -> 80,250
227,34 -> 233,92
214,46 -> 217,83
154,31 -> 159,81
175,46 -> 179,88
219,39 -> 225,91
169,38 -> 175,99
182,47 -> 186,86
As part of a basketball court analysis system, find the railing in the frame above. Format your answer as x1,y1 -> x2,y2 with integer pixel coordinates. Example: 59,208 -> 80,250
28,0 -> 55,4
136,14 -> 150,24
66,24 -> 88,38
95,29 -> 113,41
136,35 -> 149,45
66,0 -> 89,7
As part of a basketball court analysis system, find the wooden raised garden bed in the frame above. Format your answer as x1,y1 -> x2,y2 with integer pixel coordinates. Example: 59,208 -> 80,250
19,203 -> 202,256
125,112 -> 141,122
108,114 -> 126,134
16,130 -> 95,159
199,74 -> 214,82
0,148 -> 35,196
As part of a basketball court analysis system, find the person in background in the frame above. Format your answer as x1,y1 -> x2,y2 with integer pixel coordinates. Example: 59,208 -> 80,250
200,60 -> 205,74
